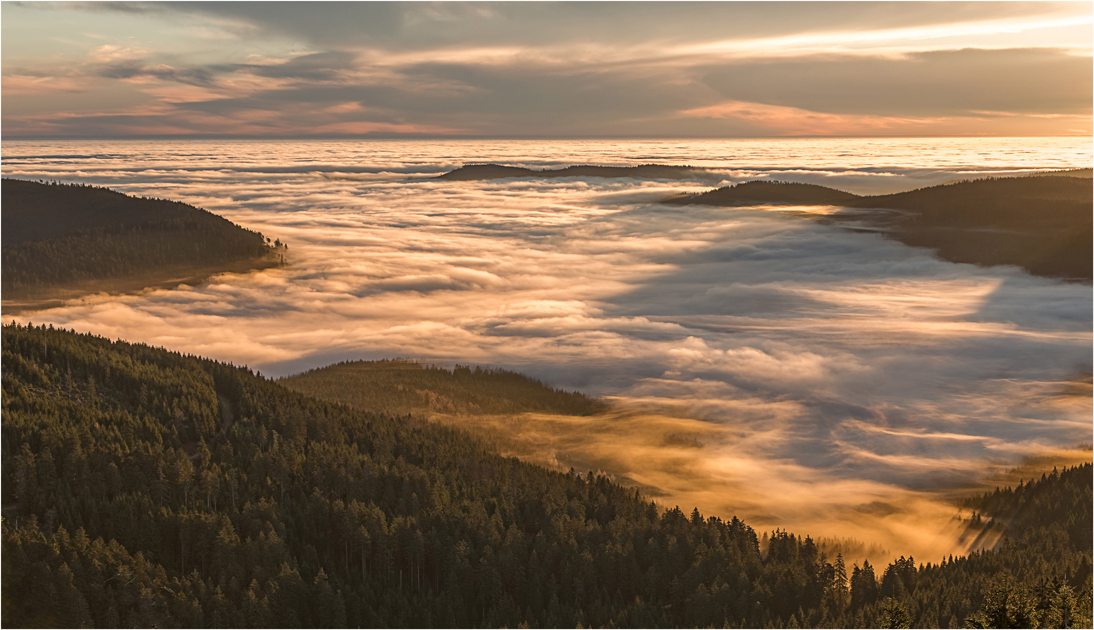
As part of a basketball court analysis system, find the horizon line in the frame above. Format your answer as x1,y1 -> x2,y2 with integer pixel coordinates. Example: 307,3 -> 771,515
3,133 -> 1091,142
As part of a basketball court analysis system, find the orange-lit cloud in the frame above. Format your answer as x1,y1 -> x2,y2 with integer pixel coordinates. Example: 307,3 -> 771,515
1,3 -> 1091,136
4,150 -> 1090,560
88,44 -> 150,63
681,99 -> 1092,137
307,121 -> 468,136
2,74 -> 89,94
680,100 -> 942,136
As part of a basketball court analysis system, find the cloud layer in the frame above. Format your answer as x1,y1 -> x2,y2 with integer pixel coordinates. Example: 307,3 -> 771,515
4,137 -> 1092,562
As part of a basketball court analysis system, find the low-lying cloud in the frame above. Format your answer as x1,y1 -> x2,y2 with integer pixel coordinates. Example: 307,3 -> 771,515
4,138 -> 1091,564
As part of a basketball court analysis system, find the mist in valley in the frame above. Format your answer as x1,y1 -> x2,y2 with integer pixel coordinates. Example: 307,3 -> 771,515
4,138 -> 1091,565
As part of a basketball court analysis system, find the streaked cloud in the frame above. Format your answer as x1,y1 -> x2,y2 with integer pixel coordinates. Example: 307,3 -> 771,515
2,2 -> 1090,137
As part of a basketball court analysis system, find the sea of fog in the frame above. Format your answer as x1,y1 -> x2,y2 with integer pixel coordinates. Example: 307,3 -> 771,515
3,137 -> 1091,563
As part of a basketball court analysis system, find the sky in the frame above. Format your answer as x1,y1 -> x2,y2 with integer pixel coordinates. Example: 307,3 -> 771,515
2,1 -> 1092,138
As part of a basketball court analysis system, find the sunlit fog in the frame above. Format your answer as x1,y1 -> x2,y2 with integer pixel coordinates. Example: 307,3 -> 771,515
4,137 -> 1091,563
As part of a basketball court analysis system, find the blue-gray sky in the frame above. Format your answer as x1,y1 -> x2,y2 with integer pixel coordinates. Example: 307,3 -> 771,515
3,1 -> 1091,137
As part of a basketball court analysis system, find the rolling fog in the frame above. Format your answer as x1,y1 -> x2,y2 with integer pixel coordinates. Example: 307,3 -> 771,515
4,137 -> 1091,564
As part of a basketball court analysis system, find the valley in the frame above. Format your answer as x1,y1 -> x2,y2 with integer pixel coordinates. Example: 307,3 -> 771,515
2,137 -> 1090,628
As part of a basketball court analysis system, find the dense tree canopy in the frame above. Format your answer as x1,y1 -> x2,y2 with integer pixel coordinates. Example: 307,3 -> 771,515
280,359 -> 606,417
1,179 -> 280,298
2,324 -> 1090,628
670,173 -> 1093,281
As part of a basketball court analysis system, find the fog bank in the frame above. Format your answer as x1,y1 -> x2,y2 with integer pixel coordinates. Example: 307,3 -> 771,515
4,138 -> 1090,563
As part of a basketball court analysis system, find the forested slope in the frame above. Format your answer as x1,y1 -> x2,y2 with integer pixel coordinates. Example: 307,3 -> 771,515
1,179 -> 283,303
667,181 -> 860,206
668,173 -> 1093,282
2,324 -> 1090,628
280,360 -> 606,417
963,464 -> 1092,552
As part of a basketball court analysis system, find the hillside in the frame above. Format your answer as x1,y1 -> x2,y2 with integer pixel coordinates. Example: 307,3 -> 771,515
1,179 -> 284,309
280,359 -> 606,417
438,163 -> 699,181
672,180 -> 861,206
962,464 -> 1093,551
1026,168 -> 1093,179
3,324 -> 1091,628
668,173 -> 1093,282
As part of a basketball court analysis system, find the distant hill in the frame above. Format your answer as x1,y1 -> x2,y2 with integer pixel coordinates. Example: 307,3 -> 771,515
280,359 -> 606,417
672,180 -> 861,206
2,179 -> 284,309
438,163 -> 700,181
668,173 -> 1093,282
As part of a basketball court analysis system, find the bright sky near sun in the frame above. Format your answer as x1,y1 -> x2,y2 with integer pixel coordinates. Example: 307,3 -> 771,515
2,1 -> 1091,137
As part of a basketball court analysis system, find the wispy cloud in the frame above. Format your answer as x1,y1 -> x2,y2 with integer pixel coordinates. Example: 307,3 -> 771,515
680,100 -> 944,136
2,2 -> 1090,137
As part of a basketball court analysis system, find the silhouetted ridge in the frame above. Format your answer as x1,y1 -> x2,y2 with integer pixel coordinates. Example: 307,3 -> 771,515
861,176 -> 1091,228
438,163 -> 699,180
672,180 -> 861,206
437,164 -> 537,180
963,464 -> 1092,550
855,176 -> 1092,281
668,174 -> 1093,281
1,178 -> 284,302
1025,167 -> 1092,179
280,359 -> 606,416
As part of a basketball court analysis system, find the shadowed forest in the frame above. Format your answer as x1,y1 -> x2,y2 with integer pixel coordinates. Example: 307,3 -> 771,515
1,179 -> 284,309
665,171 -> 1093,282
281,360 -> 607,417
2,324 -> 1091,628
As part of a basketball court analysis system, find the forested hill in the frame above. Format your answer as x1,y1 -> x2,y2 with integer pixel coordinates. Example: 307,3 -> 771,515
666,180 -> 861,206
438,164 -> 699,181
1,179 -> 284,305
669,173 -> 1093,282
669,169 -> 1093,208
963,464 -> 1092,551
280,359 -> 606,417
3,324 -> 1091,628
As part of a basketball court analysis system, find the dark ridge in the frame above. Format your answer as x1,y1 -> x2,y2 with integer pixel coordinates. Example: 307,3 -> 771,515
280,358 -> 607,417
1,178 -> 285,305
670,180 -> 862,206
849,175 -> 1092,281
1025,167 -> 1093,179
667,174 -> 1093,282
3,178 -> 233,246
962,464 -> 1092,550
437,163 -> 699,181
436,164 -> 538,180
857,175 -> 1091,227
3,322 -> 1091,628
